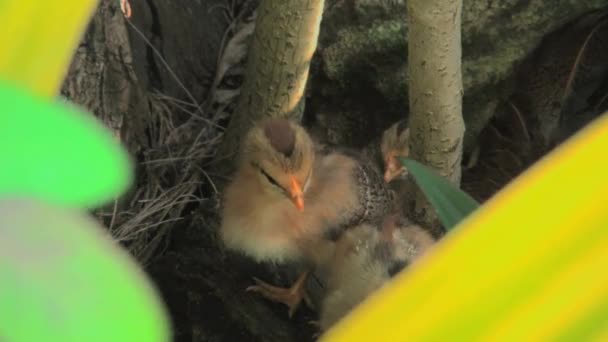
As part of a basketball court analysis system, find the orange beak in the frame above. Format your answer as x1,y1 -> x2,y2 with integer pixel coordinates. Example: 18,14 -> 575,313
289,176 -> 305,211
384,156 -> 406,183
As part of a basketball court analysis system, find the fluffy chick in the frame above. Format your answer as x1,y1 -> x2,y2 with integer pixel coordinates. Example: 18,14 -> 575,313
220,118 -> 392,316
318,214 -> 435,333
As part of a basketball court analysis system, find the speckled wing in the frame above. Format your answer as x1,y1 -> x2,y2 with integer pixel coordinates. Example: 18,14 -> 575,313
323,148 -> 393,241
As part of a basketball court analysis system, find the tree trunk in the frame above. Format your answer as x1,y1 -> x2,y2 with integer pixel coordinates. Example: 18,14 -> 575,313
214,0 -> 325,175
406,0 -> 465,231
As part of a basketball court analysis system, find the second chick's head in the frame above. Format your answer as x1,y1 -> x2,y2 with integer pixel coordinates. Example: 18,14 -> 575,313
239,118 -> 315,211
381,119 -> 410,183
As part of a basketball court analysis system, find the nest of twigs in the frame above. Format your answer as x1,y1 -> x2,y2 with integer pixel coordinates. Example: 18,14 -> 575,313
92,2 -> 257,265
95,93 -> 223,264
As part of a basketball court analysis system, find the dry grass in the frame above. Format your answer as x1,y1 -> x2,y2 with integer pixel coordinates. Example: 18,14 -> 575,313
91,0 -> 256,265
92,83 -> 226,266
96,92 -> 224,264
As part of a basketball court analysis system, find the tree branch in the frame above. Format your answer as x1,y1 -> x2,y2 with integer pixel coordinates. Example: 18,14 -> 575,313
407,0 -> 465,231
214,0 -> 325,177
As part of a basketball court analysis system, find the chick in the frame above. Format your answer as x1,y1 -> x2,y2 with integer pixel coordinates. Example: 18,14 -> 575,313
381,119 -> 410,183
220,118 -> 392,317
318,214 -> 435,333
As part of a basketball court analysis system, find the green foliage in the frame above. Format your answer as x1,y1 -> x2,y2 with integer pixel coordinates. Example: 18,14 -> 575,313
0,81 -> 132,208
400,158 -> 480,230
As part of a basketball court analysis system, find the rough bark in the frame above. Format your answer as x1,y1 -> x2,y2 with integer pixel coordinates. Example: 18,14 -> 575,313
215,0 -> 325,175
406,0 -> 465,230
61,1 -> 149,155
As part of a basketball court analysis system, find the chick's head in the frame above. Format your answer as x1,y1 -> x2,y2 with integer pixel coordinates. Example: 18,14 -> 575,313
240,118 -> 315,211
381,120 -> 410,183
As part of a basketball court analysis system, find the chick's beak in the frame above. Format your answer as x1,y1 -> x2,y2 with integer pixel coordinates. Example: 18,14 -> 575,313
384,156 -> 406,183
289,176 -> 305,211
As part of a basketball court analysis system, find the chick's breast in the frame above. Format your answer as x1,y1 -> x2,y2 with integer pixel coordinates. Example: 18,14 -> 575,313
219,178 -> 307,264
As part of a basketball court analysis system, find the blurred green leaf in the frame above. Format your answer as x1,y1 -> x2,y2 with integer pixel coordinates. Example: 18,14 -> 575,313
400,158 -> 479,230
0,198 -> 170,342
0,81 -> 132,208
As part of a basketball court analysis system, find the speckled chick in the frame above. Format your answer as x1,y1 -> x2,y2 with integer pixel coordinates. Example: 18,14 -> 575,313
318,214 -> 436,333
219,118 -> 393,316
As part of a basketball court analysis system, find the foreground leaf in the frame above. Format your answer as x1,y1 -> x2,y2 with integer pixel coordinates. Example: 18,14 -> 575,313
400,158 -> 479,230
322,112 -> 608,341
0,81 -> 132,208
0,198 -> 170,342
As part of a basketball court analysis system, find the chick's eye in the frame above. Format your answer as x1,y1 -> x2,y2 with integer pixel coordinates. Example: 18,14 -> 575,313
260,168 -> 281,189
